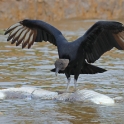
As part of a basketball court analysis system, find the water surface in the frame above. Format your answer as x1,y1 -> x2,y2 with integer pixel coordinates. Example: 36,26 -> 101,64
0,19 -> 124,124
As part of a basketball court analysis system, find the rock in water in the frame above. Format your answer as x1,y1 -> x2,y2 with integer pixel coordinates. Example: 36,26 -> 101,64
31,89 -> 58,99
0,87 -> 114,105
0,87 -> 58,100
68,89 -> 115,105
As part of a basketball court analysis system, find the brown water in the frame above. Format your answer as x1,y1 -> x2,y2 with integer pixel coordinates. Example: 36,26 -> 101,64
0,19 -> 124,124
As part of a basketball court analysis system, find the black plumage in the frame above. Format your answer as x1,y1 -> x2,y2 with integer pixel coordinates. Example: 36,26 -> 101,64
4,19 -> 124,91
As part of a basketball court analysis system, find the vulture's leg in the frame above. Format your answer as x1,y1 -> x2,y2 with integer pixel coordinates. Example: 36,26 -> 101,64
74,56 -> 85,91
74,74 -> 79,91
65,71 -> 71,92
67,77 -> 71,92
74,78 -> 77,91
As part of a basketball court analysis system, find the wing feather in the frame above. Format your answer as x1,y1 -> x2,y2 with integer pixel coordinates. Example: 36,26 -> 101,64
5,19 -> 67,48
5,23 -> 21,34
11,27 -> 26,44
22,30 -> 32,48
16,28 -> 30,46
7,25 -> 24,41
77,21 -> 124,63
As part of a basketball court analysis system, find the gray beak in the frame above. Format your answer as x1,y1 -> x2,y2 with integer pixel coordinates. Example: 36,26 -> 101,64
55,68 -> 59,76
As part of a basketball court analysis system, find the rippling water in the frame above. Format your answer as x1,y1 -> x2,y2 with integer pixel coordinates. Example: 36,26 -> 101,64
0,19 -> 124,124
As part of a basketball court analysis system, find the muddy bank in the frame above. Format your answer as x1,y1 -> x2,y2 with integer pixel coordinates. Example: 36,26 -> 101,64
0,0 -> 124,23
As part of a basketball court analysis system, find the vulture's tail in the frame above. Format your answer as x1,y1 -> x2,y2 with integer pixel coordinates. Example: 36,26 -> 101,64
80,63 -> 106,74
51,63 -> 106,75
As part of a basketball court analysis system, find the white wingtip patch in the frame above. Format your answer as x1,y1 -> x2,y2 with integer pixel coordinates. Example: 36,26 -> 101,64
29,33 -> 34,44
119,31 -> 124,39
14,27 -> 25,39
8,25 -> 23,37
24,30 -> 32,42
22,30 -> 32,47
118,32 -> 124,43
19,28 -> 29,40
114,32 -> 124,50
6,22 -> 37,48
6,23 -> 22,32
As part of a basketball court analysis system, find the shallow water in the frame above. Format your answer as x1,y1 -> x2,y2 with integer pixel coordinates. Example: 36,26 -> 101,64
0,19 -> 124,124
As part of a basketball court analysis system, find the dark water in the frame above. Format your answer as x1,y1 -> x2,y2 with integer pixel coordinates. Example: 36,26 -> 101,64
0,19 -> 124,124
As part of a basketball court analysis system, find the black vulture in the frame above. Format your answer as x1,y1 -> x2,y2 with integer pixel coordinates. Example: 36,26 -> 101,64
4,19 -> 124,91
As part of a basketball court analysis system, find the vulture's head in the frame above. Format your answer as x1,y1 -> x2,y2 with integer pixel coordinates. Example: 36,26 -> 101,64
54,59 -> 69,76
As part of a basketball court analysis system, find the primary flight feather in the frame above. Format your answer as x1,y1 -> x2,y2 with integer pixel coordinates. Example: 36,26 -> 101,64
5,19 -> 124,91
